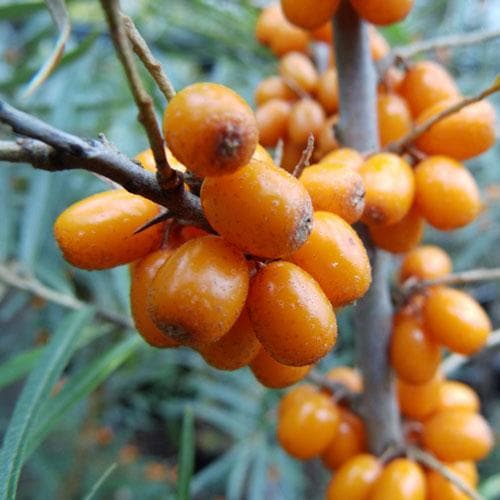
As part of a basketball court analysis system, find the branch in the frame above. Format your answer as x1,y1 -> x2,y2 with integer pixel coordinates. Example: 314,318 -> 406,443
121,14 -> 176,101
386,78 -> 500,154
99,0 -> 176,188
292,134 -> 315,178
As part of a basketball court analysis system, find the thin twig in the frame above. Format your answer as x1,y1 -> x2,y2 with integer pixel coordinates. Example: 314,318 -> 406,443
99,0 -> 176,188
121,14 -> 176,101
306,370 -> 361,411
386,78 -> 500,154
292,134 -> 315,178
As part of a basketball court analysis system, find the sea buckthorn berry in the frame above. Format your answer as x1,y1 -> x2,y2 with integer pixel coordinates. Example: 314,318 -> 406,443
317,116 -> 340,157
281,0 -> 339,29
256,98 -> 291,147
311,22 -> 333,43
300,162 -> 365,224
54,191 -> 166,270
288,98 -> 326,145
316,69 -> 339,115
198,307 -> 260,371
422,410 -> 494,461
435,381 -> 480,414
279,52 -> 318,94
423,287 -> 491,355
359,153 -> 415,226
320,148 -> 364,170
325,366 -> 363,393
163,82 -> 258,177
369,27 -> 390,61
255,4 -> 282,44
379,67 -> 405,94
254,75 -> 297,106
148,236 -> 249,346
135,147 -> 186,174
397,371 -> 442,420
399,61 -> 460,118
326,454 -> 381,500
130,249 -> 179,348
369,205 -> 424,254
252,143 -> 274,164
369,458 -> 425,500
321,408 -> 367,470
248,261 -> 337,366
281,139 -> 305,173
269,15 -> 310,56
426,461 -> 478,500
201,158 -> 312,259
415,99 -> 496,160
290,211 -> 371,307
350,0 -> 414,25
277,385 -> 340,459
250,348 -> 310,388
414,156 -> 481,230
399,245 -> 452,283
390,313 -> 441,384
377,93 -> 412,147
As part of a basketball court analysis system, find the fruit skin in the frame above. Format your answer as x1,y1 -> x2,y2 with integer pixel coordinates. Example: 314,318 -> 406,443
163,82 -> 258,177
423,287 -> 491,355
316,69 -> 339,114
250,348 -> 310,388
135,147 -> 186,174
414,156 -> 481,230
397,371 -> 442,420
350,0 -> 414,25
288,98 -> 326,145
299,162 -> 365,224
198,306 -> 261,371
201,158 -> 313,259
290,211 -> 371,307
398,61 -> 459,118
281,0 -> 340,30
279,52 -> 318,94
277,385 -> 340,459
54,190 -> 166,270
317,115 -> 340,156
326,454 -> 381,500
426,461 -> 478,500
435,381 -> 480,414
422,410 -> 493,461
377,93 -> 412,147
359,153 -> 415,226
325,366 -> 363,393
369,458 -> 426,500
254,76 -> 296,106
248,261 -> 337,367
415,99 -> 496,160
399,245 -> 452,283
256,98 -> 291,147
320,148 -> 364,170
148,235 -> 249,347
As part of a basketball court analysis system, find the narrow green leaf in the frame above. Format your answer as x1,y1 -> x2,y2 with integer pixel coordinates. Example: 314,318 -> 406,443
0,1 -> 44,19
82,462 -> 118,500
226,445 -> 254,500
177,406 -> 195,500
247,441 -> 267,500
0,347 -> 43,391
480,473 -> 500,500
0,170 -> 13,260
0,308 -> 94,500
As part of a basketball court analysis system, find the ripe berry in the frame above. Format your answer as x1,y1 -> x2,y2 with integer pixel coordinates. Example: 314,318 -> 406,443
317,115 -> 340,156
135,147 -> 186,174
279,52 -> 319,94
256,98 -> 291,147
201,157 -> 313,259
255,4 -> 283,44
377,93 -> 412,147
426,461 -> 478,500
369,27 -> 390,61
350,0 -> 414,25
325,366 -> 363,393
248,261 -> 337,366
288,98 -> 326,145
266,9 -> 310,56
435,380 -> 480,414
250,348 -> 310,388
359,153 -> 415,226
311,22 -> 333,43
163,82 -> 258,177
423,287 -> 491,355
148,235 -> 249,346
254,75 -> 296,106
281,0 -> 340,30
54,191 -> 166,270
320,148 -> 364,170
399,245 -> 452,283
316,69 -> 339,114
397,371 -> 442,420
281,138 -> 305,173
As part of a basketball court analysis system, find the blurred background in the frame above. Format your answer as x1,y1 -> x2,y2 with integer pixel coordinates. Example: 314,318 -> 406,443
0,0 -> 499,498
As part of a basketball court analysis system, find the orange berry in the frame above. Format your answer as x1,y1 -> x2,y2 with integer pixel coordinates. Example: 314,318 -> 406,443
359,153 -> 415,226
130,249 -> 179,348
399,61 -> 460,118
254,75 -> 297,106
377,93 -> 412,147
300,162 -> 365,224
414,156 -> 481,230
379,67 -> 405,94
422,410 -> 493,461
256,98 -> 291,147
290,211 -> 371,306
248,261 -> 337,366
390,313 -> 441,384
163,82 -> 258,177
277,385 -> 340,459
280,138 -> 305,173
435,381 -> 480,414
320,148 -> 364,170
326,454 -> 381,500
317,68 -> 339,114
317,115 -> 340,156
322,408 -> 367,469
288,98 -> 326,145
350,0 -> 414,25
269,18 -> 310,56
311,22 -> 333,43
198,306 -> 260,371
278,384 -> 316,417
281,0 -> 339,29
134,147 -> 186,174
200,158 -> 313,259
415,99 -> 496,160
148,236 -> 249,346
423,287 -> 491,355
369,205 -> 424,254
255,4 -> 282,44
279,52 -> 319,94
426,461 -> 478,500
399,245 -> 452,283
325,366 -> 363,393
369,27 -> 390,61
250,348 -> 310,388
369,458 -> 425,500
253,143 -> 274,164
54,191 -> 166,270
397,371 -> 442,420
